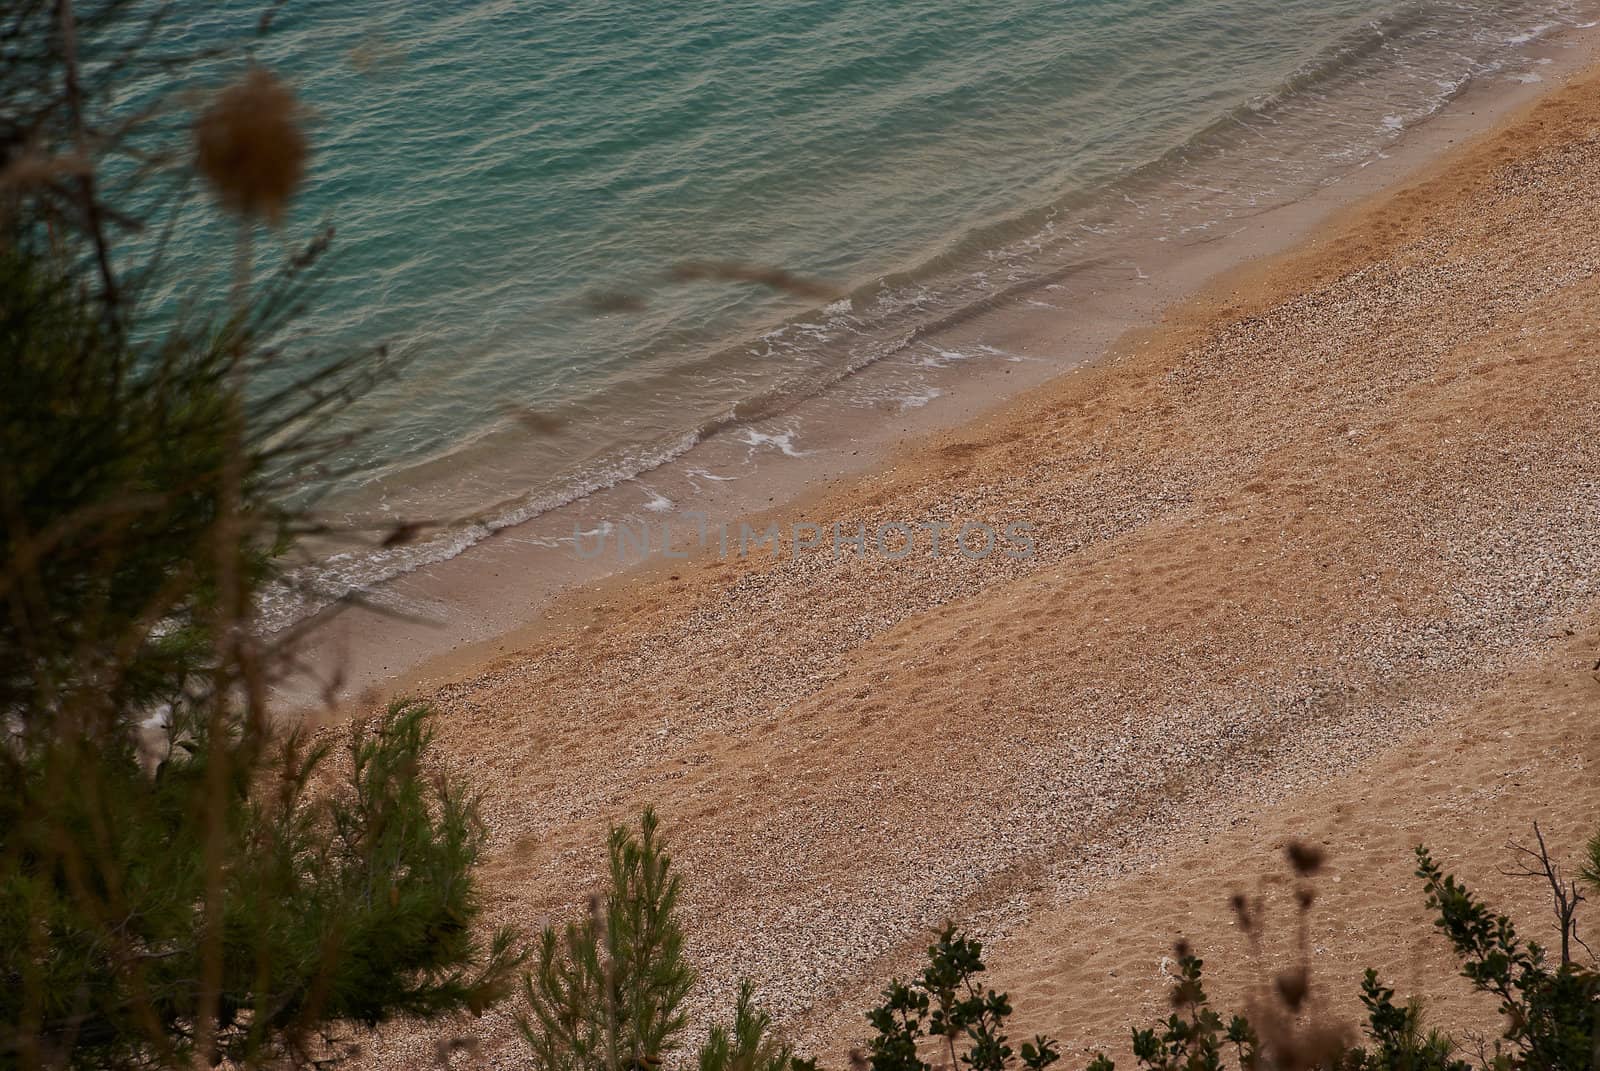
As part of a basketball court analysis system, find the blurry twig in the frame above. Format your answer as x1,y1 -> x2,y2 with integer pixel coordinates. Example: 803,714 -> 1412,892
669,259 -> 840,301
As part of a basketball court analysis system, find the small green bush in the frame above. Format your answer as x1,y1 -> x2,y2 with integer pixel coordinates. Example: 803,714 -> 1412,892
1414,845 -> 1598,1070
0,698 -> 522,1068
699,981 -> 814,1071
863,925 -> 1058,1071
517,809 -> 812,1071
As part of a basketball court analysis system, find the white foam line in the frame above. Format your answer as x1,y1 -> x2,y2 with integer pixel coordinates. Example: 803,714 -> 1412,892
639,484 -> 675,512
735,427 -> 810,458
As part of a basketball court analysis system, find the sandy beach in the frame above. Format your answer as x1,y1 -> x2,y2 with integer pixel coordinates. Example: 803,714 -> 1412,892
350,38 -> 1600,1070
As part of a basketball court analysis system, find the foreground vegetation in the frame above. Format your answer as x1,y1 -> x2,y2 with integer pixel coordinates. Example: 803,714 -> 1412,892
2,1 -> 517,1066
519,813 -> 1600,1071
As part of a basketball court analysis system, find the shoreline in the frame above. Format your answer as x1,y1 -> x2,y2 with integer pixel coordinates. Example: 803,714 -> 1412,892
284,17 -> 1600,719
346,24 -> 1600,1069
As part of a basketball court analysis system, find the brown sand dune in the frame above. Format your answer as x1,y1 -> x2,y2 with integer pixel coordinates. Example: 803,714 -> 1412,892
363,59 -> 1600,1069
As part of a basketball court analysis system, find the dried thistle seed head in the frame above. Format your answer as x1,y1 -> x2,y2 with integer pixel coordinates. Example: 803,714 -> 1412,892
1285,839 -> 1325,876
194,66 -> 307,224
1229,891 -> 1253,932
1169,982 -> 1198,1008
1274,967 -> 1309,1011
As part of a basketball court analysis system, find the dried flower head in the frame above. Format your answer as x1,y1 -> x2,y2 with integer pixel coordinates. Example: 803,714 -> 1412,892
1274,967 -> 1309,1011
1285,839 -> 1325,876
194,66 -> 307,224
1229,891 -> 1253,932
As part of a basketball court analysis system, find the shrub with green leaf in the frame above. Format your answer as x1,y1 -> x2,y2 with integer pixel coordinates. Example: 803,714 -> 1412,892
699,981 -> 814,1071
1119,946 -> 1262,1071
1415,845 -> 1598,1070
518,810 -> 811,1071
864,925 -> 1059,1071
1,699 -> 522,1067
1342,969 -> 1466,1071
519,809 -> 696,1071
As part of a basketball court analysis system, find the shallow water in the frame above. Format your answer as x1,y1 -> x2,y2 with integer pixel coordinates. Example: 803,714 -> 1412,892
143,0 -> 1592,626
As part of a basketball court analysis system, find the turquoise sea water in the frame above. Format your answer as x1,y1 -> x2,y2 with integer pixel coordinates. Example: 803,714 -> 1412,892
160,0 -> 1590,623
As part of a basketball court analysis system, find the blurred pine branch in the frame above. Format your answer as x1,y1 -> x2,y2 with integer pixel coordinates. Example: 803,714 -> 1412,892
0,4 -> 517,1067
